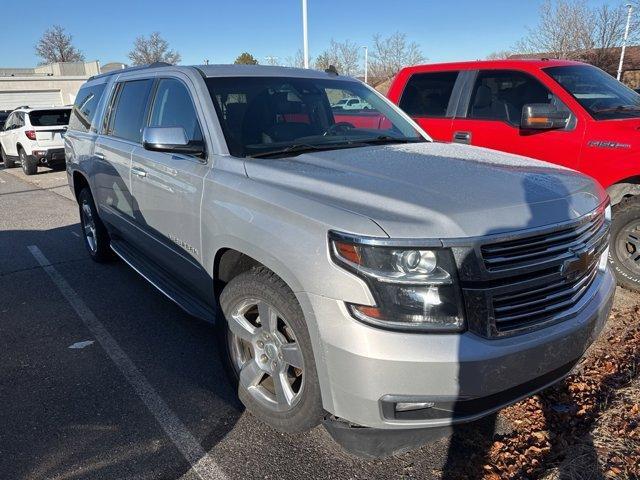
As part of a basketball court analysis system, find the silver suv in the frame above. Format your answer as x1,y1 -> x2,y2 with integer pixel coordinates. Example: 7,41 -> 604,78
65,64 -> 615,456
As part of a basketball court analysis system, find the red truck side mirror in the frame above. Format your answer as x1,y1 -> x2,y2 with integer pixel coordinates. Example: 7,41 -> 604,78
521,104 -> 571,130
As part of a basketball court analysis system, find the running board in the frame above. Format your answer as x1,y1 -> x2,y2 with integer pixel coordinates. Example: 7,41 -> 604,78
110,239 -> 217,324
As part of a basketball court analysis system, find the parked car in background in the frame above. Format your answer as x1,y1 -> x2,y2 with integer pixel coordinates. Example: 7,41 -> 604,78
0,106 -> 71,175
65,63 -> 614,457
332,96 -> 372,110
389,59 -> 640,292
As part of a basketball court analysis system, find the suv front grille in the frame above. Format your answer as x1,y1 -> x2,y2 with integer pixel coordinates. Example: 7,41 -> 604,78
457,204 -> 610,338
481,211 -> 605,273
492,261 -> 599,334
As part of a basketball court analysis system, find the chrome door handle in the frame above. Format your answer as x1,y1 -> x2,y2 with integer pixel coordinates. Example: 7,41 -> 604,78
453,131 -> 471,144
94,152 -> 105,160
132,167 -> 147,178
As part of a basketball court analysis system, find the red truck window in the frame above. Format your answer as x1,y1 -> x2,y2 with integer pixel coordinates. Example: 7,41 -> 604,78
468,70 -> 558,126
399,71 -> 459,117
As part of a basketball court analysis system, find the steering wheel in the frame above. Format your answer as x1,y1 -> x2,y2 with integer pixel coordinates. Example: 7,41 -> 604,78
323,122 -> 355,136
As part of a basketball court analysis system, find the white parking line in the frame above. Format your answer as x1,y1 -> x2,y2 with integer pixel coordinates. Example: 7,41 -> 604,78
27,245 -> 227,480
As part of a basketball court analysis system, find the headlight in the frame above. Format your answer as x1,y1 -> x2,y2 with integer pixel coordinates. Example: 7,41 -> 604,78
329,233 -> 465,332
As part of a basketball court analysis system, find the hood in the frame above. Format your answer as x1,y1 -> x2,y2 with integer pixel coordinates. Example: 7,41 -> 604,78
243,142 -> 607,239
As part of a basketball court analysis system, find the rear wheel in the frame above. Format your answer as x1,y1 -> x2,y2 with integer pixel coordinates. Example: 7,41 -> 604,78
78,188 -> 114,263
1,145 -> 15,168
219,267 -> 323,433
609,196 -> 640,292
19,148 -> 37,175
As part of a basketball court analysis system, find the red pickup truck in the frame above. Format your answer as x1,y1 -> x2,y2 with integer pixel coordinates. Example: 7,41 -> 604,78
388,59 -> 640,291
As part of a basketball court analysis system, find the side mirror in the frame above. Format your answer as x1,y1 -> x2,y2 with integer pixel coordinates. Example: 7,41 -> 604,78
521,104 -> 571,130
142,127 -> 205,156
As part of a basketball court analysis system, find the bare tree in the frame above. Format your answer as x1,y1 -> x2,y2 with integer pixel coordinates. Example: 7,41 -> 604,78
583,4 -> 628,71
314,39 -> 360,75
516,1 -> 629,73
285,49 -> 309,68
128,32 -> 181,66
486,50 -> 514,60
516,0 -> 593,59
34,25 -> 84,65
369,32 -> 424,81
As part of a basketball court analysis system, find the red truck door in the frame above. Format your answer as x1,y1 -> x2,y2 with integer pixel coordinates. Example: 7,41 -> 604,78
395,71 -> 460,141
449,69 -> 584,169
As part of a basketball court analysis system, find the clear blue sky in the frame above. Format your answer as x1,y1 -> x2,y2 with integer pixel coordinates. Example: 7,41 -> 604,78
0,0 -> 624,67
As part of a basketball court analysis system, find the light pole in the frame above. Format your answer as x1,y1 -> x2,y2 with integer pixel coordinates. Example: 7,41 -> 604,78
302,0 -> 309,68
362,46 -> 368,84
617,3 -> 633,81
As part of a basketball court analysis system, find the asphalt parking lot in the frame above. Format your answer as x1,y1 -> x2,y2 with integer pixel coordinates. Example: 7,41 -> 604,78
0,165 -> 471,480
1,165 -> 636,480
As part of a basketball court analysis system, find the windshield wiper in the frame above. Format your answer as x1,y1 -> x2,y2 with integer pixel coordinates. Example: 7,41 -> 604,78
249,142 -> 360,159
249,136 -> 426,159
354,135 -> 426,145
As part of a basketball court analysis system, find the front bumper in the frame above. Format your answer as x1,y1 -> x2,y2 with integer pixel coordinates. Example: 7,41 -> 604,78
302,267 -> 615,431
31,148 -> 65,167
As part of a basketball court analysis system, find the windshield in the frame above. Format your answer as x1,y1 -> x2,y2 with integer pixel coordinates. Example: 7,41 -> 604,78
205,76 -> 425,158
544,65 -> 640,120
29,109 -> 71,127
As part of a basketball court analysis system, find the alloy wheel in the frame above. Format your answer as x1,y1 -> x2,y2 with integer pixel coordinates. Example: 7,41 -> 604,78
81,201 -> 98,253
227,298 -> 305,412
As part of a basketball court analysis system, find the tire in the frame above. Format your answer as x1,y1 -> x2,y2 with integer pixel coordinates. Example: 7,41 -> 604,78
219,266 -> 323,433
19,148 -> 37,175
1,145 -> 15,168
78,187 -> 114,263
609,196 -> 640,292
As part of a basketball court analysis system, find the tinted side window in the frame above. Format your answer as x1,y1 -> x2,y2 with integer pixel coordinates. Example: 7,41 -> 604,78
16,113 -> 25,127
468,70 -> 554,126
399,71 -> 459,117
4,113 -> 14,129
109,79 -> 154,143
69,83 -> 106,133
149,78 -> 203,144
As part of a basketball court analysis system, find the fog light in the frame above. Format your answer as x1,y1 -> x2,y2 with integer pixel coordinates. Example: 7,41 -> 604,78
599,246 -> 609,272
395,401 -> 435,412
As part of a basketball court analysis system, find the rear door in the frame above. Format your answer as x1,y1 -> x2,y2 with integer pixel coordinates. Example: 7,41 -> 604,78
450,69 -> 583,169
28,109 -> 71,148
397,70 -> 461,141
129,76 -> 211,300
93,78 -> 154,239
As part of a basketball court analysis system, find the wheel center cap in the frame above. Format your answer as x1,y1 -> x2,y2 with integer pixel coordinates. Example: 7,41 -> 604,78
265,343 -> 278,359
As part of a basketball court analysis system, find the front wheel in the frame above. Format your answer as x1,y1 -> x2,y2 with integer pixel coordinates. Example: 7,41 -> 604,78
219,267 -> 323,433
609,196 -> 640,292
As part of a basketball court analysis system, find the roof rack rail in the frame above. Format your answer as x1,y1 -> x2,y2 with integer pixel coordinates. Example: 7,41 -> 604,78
88,62 -> 172,81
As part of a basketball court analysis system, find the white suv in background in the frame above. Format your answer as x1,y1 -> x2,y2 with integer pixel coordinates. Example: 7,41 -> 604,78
0,106 -> 71,175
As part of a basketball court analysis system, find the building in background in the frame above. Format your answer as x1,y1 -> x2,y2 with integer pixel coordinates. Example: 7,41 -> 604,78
0,60 -> 125,110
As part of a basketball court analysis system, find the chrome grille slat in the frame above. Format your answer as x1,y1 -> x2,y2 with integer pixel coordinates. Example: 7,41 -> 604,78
493,265 -> 598,322
476,206 -> 609,337
482,216 -> 599,256
483,216 -> 605,270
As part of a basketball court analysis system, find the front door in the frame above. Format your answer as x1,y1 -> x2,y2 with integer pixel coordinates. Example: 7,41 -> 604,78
129,77 -> 211,302
450,69 -> 584,169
